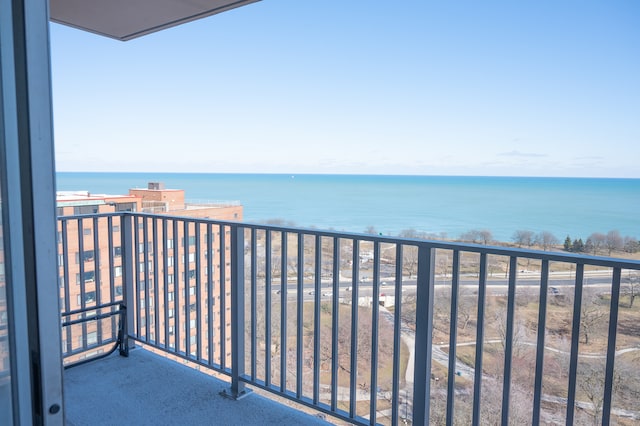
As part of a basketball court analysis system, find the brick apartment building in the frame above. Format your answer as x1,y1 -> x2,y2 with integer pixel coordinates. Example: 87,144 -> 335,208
56,183 -> 243,366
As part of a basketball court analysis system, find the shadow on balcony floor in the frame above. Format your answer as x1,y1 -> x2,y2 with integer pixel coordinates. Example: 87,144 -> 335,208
63,349 -> 330,426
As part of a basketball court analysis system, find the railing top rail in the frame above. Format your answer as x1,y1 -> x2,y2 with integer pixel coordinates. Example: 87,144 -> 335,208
56,211 -> 640,270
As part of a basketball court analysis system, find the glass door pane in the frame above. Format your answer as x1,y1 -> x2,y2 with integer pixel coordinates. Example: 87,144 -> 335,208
0,181 -> 12,424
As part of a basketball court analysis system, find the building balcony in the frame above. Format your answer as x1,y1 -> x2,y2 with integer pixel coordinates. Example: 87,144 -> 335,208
57,212 -> 640,425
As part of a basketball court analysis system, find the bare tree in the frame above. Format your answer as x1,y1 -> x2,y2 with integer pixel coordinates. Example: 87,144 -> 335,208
535,231 -> 558,251
398,228 -> 421,239
586,232 -> 606,255
478,229 -> 493,245
579,293 -> 606,345
604,230 -> 623,255
401,245 -> 419,278
460,229 -> 481,244
494,307 -> 528,356
622,271 -> 639,308
460,229 -> 492,244
364,225 -> 378,235
577,361 -> 621,426
512,230 -> 534,248
623,236 -> 639,253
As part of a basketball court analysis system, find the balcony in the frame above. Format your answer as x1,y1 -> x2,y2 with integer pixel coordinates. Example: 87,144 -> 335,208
58,212 -> 640,425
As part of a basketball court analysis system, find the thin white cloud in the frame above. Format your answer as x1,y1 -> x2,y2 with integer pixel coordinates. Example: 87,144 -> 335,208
498,150 -> 548,158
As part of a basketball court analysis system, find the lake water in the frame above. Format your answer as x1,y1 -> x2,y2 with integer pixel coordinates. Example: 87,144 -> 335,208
56,173 -> 639,243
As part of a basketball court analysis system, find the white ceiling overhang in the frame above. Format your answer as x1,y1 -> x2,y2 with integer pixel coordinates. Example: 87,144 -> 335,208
49,0 -> 260,41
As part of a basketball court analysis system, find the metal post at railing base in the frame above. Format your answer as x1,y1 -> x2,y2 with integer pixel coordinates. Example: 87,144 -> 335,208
219,386 -> 253,401
221,224 -> 252,401
118,303 -> 130,357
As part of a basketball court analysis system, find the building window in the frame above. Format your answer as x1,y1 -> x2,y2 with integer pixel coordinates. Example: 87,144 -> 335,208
115,286 -> 123,296
57,254 -> 64,267
167,238 -> 173,249
77,291 -> 96,306
57,231 -> 62,243
188,253 -> 195,263
183,269 -> 196,281
56,207 -> 64,216
114,202 -> 136,212
168,309 -> 174,318
114,266 -> 122,277
139,262 -> 147,272
74,205 -> 99,215
168,292 -> 174,302
182,236 -> 196,247
76,270 -> 95,284
113,225 -> 120,232
166,256 -> 174,267
76,249 -> 95,263
83,228 -> 92,236
167,274 -> 174,284
87,331 -> 98,346
169,326 -> 174,335
190,319 -> 196,329
113,246 -> 122,257
189,286 -> 195,296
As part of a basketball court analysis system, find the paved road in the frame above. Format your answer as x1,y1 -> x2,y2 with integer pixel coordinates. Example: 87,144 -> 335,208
267,269 -> 619,299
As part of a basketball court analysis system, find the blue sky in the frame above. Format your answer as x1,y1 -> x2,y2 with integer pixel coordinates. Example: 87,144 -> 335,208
50,1 -> 639,177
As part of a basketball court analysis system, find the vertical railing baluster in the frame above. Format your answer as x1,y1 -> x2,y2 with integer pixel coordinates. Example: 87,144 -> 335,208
121,213 -> 134,353
207,223 -> 214,365
92,216 -> 102,344
280,231 -> 288,392
501,256 -> 518,425
330,237 -> 340,411
61,219 -> 71,354
133,216 -> 141,338
162,219 -> 169,350
446,250 -> 460,426
220,225 -> 227,369
143,217 -> 150,341
412,245 -> 436,425
222,224 -> 250,399
107,216 -> 116,342
195,223 -> 202,361
532,259 -> 549,424
296,233 -> 304,399
472,252 -> 488,425
391,244 -> 403,426
313,234 -> 321,404
77,217 -> 87,350
265,230 -> 272,386
250,228 -> 257,379
369,241 -> 381,424
349,239 -> 360,419
152,218 -> 159,346
602,267 -> 621,425
183,220 -> 190,355
565,263 -> 584,425
173,219 -> 180,354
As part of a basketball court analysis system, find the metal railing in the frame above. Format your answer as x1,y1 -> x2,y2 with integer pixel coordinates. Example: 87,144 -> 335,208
57,212 -> 640,425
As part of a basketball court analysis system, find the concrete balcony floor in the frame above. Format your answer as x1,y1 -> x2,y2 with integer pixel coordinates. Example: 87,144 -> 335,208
64,348 -> 330,425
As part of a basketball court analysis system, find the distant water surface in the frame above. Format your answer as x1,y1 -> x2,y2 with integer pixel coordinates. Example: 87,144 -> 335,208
56,173 -> 640,242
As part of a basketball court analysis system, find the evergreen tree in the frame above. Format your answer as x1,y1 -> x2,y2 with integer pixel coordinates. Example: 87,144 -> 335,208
564,235 -> 572,251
